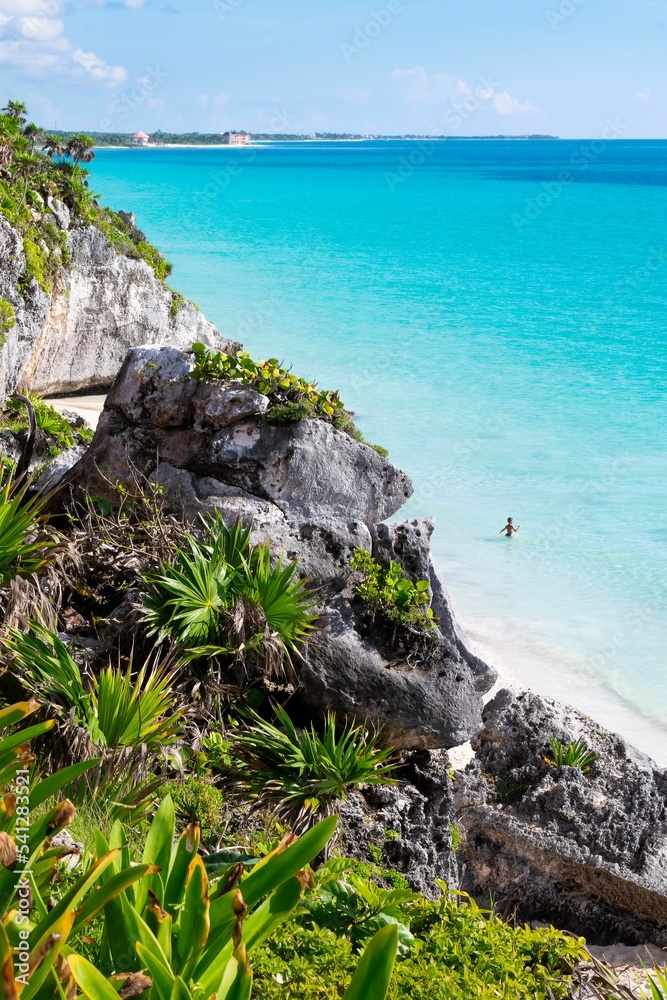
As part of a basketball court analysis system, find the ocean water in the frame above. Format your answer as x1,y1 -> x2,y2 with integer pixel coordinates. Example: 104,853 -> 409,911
88,140 -> 667,763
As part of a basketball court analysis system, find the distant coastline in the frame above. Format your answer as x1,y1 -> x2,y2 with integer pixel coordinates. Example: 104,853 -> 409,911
51,129 -> 559,148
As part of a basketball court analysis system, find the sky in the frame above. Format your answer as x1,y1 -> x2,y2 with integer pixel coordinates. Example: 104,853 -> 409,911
0,0 -> 665,138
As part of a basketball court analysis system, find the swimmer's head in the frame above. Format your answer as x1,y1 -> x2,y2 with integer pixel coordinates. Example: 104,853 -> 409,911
507,517 -> 513,523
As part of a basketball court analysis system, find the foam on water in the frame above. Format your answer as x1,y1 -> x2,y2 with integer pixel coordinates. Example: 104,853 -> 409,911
89,140 -> 667,763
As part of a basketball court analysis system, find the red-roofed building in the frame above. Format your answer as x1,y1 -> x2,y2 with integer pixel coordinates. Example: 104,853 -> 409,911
131,130 -> 150,145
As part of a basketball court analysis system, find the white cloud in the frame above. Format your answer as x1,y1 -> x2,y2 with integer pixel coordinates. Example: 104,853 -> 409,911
392,66 -> 540,118
637,87 -> 652,103
213,90 -> 229,108
489,90 -> 539,116
0,0 -> 128,83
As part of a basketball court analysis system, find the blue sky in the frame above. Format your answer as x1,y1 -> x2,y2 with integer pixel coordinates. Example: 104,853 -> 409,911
0,0 -> 665,137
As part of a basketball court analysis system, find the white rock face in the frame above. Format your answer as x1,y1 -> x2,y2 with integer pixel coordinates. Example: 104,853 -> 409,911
0,218 -> 236,400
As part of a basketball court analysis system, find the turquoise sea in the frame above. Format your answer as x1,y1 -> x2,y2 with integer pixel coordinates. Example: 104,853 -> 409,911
89,140 -> 667,762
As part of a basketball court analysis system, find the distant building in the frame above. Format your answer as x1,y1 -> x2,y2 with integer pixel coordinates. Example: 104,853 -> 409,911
131,130 -> 150,145
222,131 -> 250,146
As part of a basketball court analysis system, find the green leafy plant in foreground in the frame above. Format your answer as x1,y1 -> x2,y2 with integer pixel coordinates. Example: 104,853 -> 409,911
228,705 -> 397,833
142,515 -> 316,676
351,548 -> 437,634
547,735 -> 598,774
75,798 -> 398,1000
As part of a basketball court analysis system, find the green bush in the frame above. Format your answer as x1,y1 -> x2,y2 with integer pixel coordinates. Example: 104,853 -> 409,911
547,736 -> 598,773
253,884 -> 586,1000
170,775 -> 226,844
230,705 -> 397,832
351,548 -> 438,634
0,297 -> 15,345
142,514 -> 316,676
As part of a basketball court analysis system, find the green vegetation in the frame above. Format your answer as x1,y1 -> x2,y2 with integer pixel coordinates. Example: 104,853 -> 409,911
0,296 -> 15,345
351,548 -> 438,634
192,343 -> 388,453
4,392 -> 76,450
0,470 -> 60,583
142,515 -> 316,674
228,705 -> 397,832
253,881 -> 585,999
0,101 -> 172,291
547,736 -> 598,774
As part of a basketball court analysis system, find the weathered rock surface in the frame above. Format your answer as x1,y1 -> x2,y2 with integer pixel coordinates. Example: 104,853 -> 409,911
339,750 -> 458,897
457,689 -> 667,945
65,343 -> 495,749
0,216 -> 236,400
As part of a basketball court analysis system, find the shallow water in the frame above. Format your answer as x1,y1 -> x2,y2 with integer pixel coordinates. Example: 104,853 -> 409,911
89,140 -> 667,763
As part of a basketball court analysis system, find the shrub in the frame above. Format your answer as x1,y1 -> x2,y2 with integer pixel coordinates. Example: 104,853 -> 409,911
0,296 -> 15,344
192,343 -> 347,420
547,736 -> 598,773
351,548 -> 437,634
230,705 -> 397,832
253,882 -> 586,1000
142,514 -> 316,677
5,624 -> 183,751
171,775 -> 226,845
6,392 -> 75,449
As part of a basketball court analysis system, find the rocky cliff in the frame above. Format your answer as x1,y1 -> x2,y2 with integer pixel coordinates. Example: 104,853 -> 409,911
0,212 -> 233,400
64,344 -> 497,750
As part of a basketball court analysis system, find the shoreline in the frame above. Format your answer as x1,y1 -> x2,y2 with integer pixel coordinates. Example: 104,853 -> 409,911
50,393 -> 666,767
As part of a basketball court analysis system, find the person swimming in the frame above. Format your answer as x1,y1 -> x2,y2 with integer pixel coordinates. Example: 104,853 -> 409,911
500,517 -> 520,537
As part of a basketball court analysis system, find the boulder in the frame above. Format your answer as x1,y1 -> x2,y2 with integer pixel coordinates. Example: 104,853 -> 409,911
65,343 -> 494,749
457,689 -> 667,945
339,749 -> 458,897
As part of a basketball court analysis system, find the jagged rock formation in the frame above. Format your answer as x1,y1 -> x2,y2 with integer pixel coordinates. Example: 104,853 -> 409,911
0,216 -> 233,400
339,749 -> 458,897
457,689 -> 667,945
64,343 -> 497,749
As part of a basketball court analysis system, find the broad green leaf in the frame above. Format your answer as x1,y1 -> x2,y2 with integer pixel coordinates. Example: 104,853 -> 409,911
136,941 -> 175,1000
343,924 -> 399,1000
29,758 -> 101,810
214,947 -> 252,1000
70,954 -> 123,1000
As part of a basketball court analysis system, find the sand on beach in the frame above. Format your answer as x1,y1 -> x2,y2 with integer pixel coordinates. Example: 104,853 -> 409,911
49,394 -> 106,429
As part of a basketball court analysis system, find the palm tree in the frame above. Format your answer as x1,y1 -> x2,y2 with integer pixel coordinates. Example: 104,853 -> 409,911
66,133 -> 95,165
2,101 -> 27,125
43,134 -> 66,160
23,122 -> 44,151
13,149 -> 40,210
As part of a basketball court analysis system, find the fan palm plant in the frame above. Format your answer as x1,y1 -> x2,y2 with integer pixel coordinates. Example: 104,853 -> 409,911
229,706 -> 398,833
142,515 -> 317,678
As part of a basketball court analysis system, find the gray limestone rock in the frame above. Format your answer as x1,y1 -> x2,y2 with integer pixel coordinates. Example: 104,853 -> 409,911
0,218 -> 238,400
457,689 -> 667,945
65,343 -> 492,750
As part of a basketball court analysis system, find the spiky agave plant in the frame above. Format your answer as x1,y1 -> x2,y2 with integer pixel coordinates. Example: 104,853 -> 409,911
142,514 -> 317,679
229,705 -> 398,833
0,469 -> 61,585
547,735 -> 598,774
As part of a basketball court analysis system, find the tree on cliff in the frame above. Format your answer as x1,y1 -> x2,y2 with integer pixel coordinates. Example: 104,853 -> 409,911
66,133 -> 95,166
